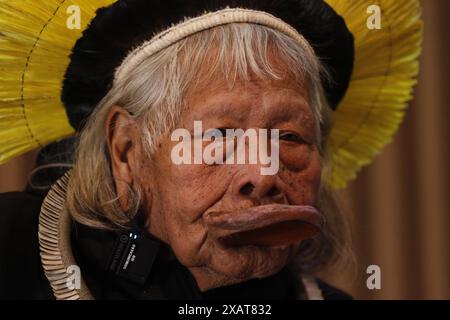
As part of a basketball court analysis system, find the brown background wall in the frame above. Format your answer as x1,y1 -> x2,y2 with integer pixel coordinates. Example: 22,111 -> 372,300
0,0 -> 449,299
325,0 -> 450,300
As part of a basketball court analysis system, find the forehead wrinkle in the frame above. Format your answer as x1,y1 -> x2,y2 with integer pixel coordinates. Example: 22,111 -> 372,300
253,85 -> 311,122
192,99 -> 250,123
185,66 -> 310,127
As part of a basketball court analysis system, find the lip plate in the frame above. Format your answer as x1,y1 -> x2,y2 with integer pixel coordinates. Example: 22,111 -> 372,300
204,204 -> 324,246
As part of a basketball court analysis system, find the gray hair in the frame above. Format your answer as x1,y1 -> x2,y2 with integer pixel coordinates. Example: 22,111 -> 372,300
66,22 -> 351,273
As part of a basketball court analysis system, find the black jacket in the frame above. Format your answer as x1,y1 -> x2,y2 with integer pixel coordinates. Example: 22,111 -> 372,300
0,190 -> 352,300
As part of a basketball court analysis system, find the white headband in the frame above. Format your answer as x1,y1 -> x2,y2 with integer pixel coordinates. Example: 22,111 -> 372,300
113,7 -> 314,82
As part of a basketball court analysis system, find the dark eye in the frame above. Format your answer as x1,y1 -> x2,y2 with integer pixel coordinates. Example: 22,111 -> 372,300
203,128 -> 231,139
217,128 -> 229,136
279,131 -> 305,143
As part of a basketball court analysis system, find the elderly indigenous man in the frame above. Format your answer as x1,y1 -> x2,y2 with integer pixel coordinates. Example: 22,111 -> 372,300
0,0 -> 422,299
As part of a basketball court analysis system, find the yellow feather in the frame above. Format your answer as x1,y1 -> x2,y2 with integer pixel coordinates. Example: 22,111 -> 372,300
0,0 -> 423,191
0,0 -> 115,164
325,0 -> 423,189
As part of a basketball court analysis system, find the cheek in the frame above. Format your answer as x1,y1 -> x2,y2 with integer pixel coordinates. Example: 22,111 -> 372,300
163,163 -> 233,216
150,145 -> 236,243
151,161 -> 236,266
155,139 -> 232,212
279,146 -> 321,205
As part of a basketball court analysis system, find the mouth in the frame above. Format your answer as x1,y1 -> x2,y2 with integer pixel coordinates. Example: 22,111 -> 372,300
204,204 -> 324,247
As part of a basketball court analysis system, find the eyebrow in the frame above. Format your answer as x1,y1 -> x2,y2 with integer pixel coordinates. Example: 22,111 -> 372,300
268,104 -> 314,125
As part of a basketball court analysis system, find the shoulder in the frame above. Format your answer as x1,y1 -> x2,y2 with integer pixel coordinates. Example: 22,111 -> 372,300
316,278 -> 353,300
0,191 -> 53,299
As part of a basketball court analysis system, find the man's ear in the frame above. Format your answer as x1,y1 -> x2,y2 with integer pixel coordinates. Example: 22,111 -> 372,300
105,106 -> 142,212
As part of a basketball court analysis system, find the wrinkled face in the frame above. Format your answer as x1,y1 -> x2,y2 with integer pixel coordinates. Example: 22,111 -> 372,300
137,75 -> 322,291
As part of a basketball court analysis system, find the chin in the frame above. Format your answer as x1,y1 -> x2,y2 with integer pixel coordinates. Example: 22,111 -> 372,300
207,240 -> 298,283
191,243 -> 297,291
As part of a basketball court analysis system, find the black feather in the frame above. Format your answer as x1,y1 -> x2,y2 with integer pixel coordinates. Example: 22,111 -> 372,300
62,0 -> 354,131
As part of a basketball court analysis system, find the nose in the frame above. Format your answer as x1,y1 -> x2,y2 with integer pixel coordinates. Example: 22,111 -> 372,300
232,166 -> 285,203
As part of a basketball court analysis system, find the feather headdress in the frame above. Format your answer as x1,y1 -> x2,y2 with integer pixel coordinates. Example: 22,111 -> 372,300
0,0 -> 423,189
